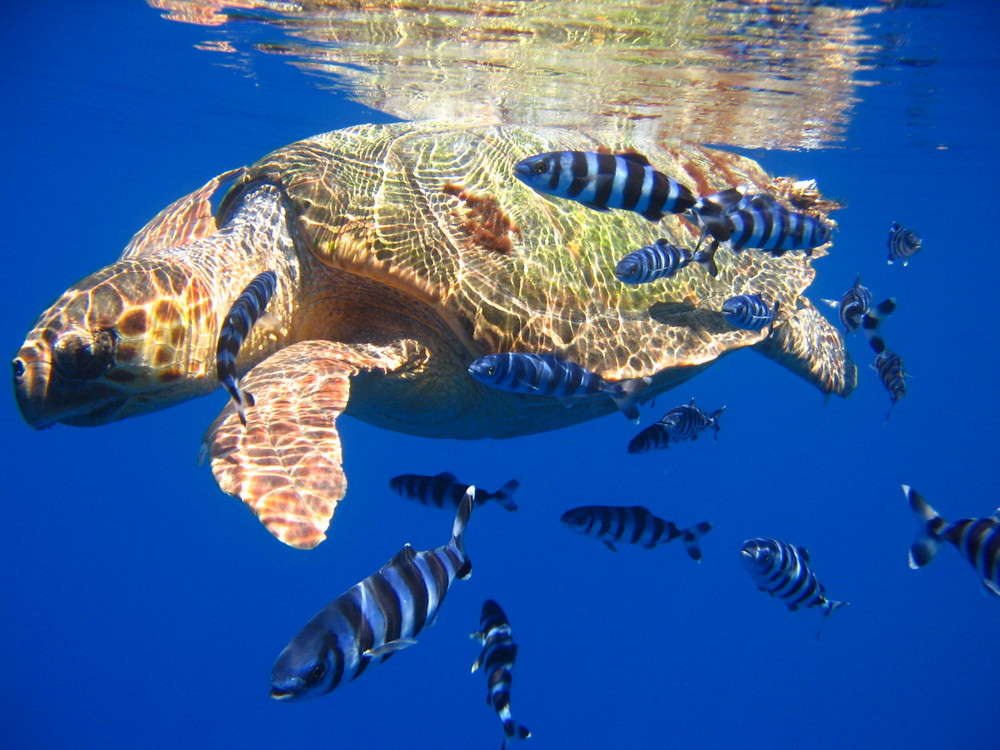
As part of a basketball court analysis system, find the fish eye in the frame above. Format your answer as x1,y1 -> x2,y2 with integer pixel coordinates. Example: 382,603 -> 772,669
533,160 -> 547,175
759,549 -> 770,562
486,366 -> 497,377
52,329 -> 117,380
307,663 -> 327,684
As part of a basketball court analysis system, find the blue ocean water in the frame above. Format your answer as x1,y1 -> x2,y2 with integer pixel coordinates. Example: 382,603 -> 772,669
2,2 -> 998,748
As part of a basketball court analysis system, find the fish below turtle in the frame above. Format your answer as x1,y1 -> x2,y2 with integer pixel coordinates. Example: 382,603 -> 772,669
13,121 -> 855,549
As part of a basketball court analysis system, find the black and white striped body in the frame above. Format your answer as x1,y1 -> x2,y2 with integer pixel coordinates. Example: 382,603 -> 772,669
614,239 -> 694,284
468,352 -> 648,422
726,195 -> 831,255
904,485 -> 1000,597
514,150 -> 696,221
216,270 -> 277,425
888,221 -> 921,265
561,505 -> 712,559
741,537 -> 848,635
471,600 -> 531,749
269,491 -> 474,700
628,398 -> 724,453
389,472 -> 519,512
873,349 -> 906,419
721,293 -> 777,332
824,274 -> 873,335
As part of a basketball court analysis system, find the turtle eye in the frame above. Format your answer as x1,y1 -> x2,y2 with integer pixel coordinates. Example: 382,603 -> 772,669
12,358 -> 25,379
52,329 -> 117,380
533,160 -> 547,175
306,663 -> 327,684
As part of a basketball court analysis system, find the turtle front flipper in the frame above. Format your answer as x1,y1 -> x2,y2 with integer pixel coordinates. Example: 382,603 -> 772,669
201,339 -> 418,549
753,299 -> 857,398
121,168 -> 244,258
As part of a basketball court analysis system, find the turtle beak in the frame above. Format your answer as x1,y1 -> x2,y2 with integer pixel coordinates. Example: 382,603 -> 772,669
12,339 -> 128,428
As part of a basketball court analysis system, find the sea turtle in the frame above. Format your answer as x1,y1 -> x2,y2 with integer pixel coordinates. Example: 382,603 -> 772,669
13,121 -> 854,549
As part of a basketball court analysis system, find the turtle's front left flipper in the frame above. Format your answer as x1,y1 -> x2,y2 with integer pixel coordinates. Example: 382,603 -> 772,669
201,339 -> 416,549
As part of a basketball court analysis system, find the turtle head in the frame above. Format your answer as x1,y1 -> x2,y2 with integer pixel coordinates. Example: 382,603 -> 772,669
13,258 -> 214,428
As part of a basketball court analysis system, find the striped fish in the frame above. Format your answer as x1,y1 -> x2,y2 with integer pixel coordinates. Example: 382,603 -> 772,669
216,270 -> 278,426
888,221 -> 921,266
822,274 -> 873,336
741,537 -> 848,638
692,191 -> 830,276
627,398 -> 724,453
390,472 -> 519,512
468,352 -> 649,422
903,485 -> 1000,597
514,150 -> 696,221
269,490 -> 474,700
721,293 -> 779,333
561,505 -> 712,559
614,239 -> 694,285
471,600 -> 531,749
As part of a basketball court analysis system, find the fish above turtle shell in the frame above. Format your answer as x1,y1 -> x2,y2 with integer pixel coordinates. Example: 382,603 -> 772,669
13,121 -> 854,549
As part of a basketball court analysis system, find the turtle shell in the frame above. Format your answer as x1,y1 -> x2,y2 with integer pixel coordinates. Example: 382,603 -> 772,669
229,121 -> 835,384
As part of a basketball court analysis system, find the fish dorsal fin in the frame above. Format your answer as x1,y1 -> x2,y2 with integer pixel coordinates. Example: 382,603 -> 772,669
435,471 -> 458,482
388,544 -> 418,569
617,151 -> 651,166
797,546 -> 811,562
628,505 -> 653,516
990,508 -> 1000,522
747,192 -> 782,209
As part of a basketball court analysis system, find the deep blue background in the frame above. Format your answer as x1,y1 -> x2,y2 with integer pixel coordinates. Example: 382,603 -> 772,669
2,2 -> 998,748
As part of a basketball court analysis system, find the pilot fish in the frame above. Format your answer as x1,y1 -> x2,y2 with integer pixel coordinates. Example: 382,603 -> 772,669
741,537 -> 848,638
390,472 -> 519,512
614,239 -> 695,285
627,398 -> 724,453
903,485 -> 1000,597
269,490 -> 474,700
561,505 -> 712,560
691,190 -> 831,276
721,293 -> 779,333
216,270 -> 277,426
822,274 -> 873,336
468,352 -> 649,422
471,600 -> 531,749
888,221 -> 921,266
514,150 -> 696,221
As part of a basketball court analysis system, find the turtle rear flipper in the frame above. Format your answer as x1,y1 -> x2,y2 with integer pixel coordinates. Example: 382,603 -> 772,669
752,299 -> 857,398
201,339 -> 417,549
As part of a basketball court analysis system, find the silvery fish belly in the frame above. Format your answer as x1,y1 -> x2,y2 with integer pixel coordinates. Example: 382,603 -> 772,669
269,492 -> 473,700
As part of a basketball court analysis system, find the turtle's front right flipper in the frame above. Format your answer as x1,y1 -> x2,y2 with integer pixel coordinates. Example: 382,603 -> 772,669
201,339 -> 414,549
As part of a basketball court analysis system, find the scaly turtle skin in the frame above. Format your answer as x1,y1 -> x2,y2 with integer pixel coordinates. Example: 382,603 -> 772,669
13,121 -> 854,549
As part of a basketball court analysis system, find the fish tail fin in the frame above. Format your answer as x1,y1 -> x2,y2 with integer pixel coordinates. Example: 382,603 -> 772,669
451,488 -> 474,579
815,599 -> 849,640
711,406 -> 725,441
502,720 -> 532,747
222,377 -> 255,426
903,484 -> 944,569
862,298 -> 896,353
693,238 -> 723,277
681,521 -> 713,561
611,376 -> 652,423
491,479 -> 520,512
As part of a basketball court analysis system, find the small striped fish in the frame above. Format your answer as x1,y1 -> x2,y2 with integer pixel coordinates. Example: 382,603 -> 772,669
614,239 -> 694,285
903,485 -> 1000,597
822,274 -> 873,336
692,191 -> 830,276
468,352 -> 649,422
269,490 -> 474,700
216,270 -> 278,426
721,293 -> 779,333
888,221 -> 921,266
514,150 -> 696,221
627,398 -> 724,453
741,537 -> 848,638
561,505 -> 712,559
471,600 -> 531,749
390,472 -> 519,512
